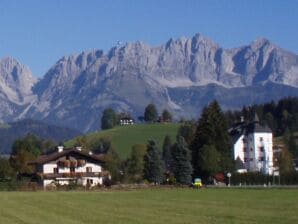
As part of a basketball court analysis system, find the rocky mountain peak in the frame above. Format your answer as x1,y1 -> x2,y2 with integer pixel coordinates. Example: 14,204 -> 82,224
0,56 -> 36,104
0,34 -> 298,132
250,37 -> 273,50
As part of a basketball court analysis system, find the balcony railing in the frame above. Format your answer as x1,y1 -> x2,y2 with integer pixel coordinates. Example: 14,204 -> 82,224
37,171 -> 109,179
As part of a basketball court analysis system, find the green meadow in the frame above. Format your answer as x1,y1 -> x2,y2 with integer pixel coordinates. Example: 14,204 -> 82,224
66,124 -> 180,158
0,188 -> 297,224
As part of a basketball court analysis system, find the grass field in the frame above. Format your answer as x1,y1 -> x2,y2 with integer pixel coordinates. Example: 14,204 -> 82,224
65,124 -> 180,158
0,188 -> 298,224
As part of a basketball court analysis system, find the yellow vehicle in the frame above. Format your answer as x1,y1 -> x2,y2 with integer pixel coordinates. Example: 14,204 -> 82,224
193,178 -> 203,188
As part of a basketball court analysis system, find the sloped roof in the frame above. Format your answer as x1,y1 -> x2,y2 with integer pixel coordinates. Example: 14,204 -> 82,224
246,121 -> 272,134
229,115 -> 272,144
29,148 -> 105,165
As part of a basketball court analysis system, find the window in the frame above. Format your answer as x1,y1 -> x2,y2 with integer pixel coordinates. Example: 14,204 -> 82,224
244,158 -> 248,162
259,147 -> 264,152
86,167 -> 92,173
70,167 -> 75,173
259,137 -> 263,141
250,158 -> 253,162
250,148 -> 253,152
53,168 -> 58,174
243,147 -> 247,152
259,157 -> 264,162
242,138 -> 247,143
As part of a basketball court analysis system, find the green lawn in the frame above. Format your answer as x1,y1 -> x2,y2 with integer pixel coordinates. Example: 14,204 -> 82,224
0,189 -> 297,224
65,124 -> 180,158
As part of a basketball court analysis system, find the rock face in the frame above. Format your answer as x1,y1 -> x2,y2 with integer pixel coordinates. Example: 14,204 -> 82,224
0,57 -> 37,121
1,33 -> 298,132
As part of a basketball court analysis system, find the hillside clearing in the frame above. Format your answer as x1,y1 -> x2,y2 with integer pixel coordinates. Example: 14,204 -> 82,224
65,124 -> 180,158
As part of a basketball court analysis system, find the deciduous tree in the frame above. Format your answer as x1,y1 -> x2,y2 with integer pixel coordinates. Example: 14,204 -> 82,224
144,104 -> 158,123
101,108 -> 118,130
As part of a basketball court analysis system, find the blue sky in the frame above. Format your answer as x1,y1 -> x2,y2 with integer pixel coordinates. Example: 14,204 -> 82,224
0,0 -> 297,77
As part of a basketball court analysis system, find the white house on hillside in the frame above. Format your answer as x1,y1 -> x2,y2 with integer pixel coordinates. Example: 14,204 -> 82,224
230,114 -> 275,175
29,146 -> 109,188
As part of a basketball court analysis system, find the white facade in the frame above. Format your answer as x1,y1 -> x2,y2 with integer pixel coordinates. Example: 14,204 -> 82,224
120,119 -> 134,125
234,132 -> 274,175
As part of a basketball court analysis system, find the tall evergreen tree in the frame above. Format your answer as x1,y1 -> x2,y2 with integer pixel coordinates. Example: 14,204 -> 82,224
144,104 -> 158,122
162,135 -> 173,172
177,121 -> 196,146
172,136 -> 193,185
191,100 -> 232,178
199,144 -> 221,177
143,140 -> 165,184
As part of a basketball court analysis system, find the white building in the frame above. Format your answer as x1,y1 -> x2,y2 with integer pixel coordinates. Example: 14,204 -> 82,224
30,146 -> 108,188
230,114 -> 275,175
120,116 -> 134,125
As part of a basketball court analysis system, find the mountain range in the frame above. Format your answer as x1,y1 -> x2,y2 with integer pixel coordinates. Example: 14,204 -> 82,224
1,33 -> 298,132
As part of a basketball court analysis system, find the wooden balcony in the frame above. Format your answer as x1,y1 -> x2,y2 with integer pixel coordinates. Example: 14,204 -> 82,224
37,171 -> 109,179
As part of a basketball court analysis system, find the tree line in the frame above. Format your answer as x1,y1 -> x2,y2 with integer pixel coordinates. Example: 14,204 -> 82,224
101,103 -> 172,130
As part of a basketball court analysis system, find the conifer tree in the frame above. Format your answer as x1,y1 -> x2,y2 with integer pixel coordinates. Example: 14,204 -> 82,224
143,140 -> 165,184
191,100 -> 232,178
172,136 -> 193,185
162,135 -> 173,172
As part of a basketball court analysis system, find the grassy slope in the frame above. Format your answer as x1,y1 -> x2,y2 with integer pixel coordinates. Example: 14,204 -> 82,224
65,124 -> 180,158
0,189 -> 298,224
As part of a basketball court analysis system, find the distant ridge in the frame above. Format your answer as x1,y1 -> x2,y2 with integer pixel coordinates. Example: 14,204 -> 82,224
0,119 -> 81,154
0,33 -> 298,132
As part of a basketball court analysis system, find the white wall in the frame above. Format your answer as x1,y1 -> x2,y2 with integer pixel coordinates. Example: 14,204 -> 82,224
234,135 -> 245,160
43,163 -> 57,173
233,132 -> 274,175
76,162 -> 102,173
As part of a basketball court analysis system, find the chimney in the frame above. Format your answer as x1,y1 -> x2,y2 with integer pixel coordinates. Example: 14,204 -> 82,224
76,146 -> 82,151
58,146 -> 64,153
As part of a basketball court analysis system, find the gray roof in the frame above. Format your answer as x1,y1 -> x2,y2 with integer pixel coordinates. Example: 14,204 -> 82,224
229,116 -> 272,144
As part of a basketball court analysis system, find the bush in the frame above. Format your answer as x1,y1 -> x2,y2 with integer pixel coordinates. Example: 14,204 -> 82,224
231,172 -> 298,185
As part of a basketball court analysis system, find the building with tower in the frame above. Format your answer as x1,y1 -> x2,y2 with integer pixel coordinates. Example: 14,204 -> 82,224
230,114 -> 275,175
